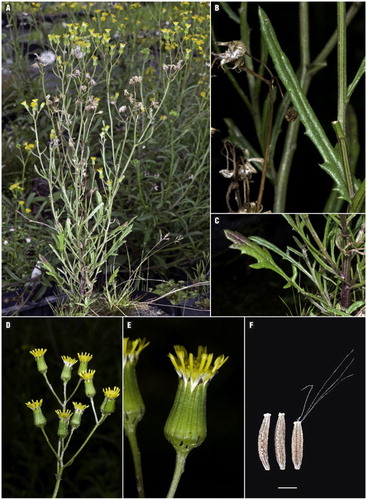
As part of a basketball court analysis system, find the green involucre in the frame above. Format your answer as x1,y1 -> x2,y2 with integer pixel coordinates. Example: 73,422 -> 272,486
164,379 -> 207,455
124,362 -> 145,430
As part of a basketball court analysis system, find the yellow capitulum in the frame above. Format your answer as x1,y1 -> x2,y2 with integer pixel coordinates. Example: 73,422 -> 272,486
123,338 -> 150,366
168,345 -> 228,390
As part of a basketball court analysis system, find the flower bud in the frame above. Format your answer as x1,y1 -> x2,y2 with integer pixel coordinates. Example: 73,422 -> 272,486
100,387 -> 121,415
25,399 -> 47,427
29,348 -> 48,373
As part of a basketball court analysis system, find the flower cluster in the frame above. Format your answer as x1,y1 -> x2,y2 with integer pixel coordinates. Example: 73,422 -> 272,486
26,348 -> 121,435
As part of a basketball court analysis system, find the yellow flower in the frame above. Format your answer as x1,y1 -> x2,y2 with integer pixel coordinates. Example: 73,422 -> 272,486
104,386 -> 121,399
25,399 -> 43,410
71,402 -> 89,428
30,348 -> 48,373
79,369 -> 96,380
123,338 -> 150,367
72,402 -> 89,411
55,409 -> 73,437
78,352 -> 93,362
164,345 -> 228,465
101,387 -> 121,415
77,352 -> 93,375
9,182 -> 23,191
61,355 -> 78,382
168,345 -> 228,390
25,399 -> 47,427
55,409 -> 73,419
30,348 -> 47,357
80,369 -> 96,398
61,355 -> 77,366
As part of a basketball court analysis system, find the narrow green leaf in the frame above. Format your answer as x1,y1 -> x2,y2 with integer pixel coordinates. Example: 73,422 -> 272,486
347,57 -> 365,101
348,178 -> 365,213
258,7 -> 351,202
81,202 -> 104,225
220,2 -> 240,23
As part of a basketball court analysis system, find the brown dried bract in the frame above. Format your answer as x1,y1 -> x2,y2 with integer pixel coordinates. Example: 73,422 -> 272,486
285,106 -> 298,122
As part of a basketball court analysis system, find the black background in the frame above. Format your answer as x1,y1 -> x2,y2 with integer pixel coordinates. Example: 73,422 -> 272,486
245,316 -> 365,498
2,318 -> 122,498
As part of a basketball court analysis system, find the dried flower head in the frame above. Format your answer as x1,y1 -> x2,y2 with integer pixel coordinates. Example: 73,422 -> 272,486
213,40 -> 247,71
129,75 -> 143,85
71,45 -> 85,59
33,50 -> 56,67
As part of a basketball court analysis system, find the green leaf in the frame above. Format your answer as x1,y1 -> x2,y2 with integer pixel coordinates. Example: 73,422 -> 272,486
258,7 -> 351,202
347,57 -> 365,101
220,2 -> 240,23
224,230 -> 292,287
348,178 -> 365,213
345,301 -> 365,315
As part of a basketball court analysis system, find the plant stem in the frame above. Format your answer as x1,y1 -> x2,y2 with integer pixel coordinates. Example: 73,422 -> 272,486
273,2 -> 309,212
332,121 -> 355,198
339,215 -> 352,311
90,397 -> 99,424
52,469 -> 63,499
337,2 -> 347,131
311,2 -> 361,72
167,450 -> 189,498
63,414 -> 108,468
40,427 -> 59,460
43,373 -> 63,406
125,425 -> 145,498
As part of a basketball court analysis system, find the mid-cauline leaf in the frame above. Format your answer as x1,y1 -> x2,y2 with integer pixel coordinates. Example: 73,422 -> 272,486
258,7 -> 351,202
224,230 -> 292,287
